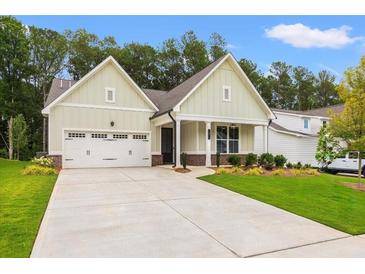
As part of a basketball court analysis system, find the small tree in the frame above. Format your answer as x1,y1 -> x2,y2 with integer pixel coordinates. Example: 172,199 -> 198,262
330,56 -> 365,183
315,126 -> 341,170
12,114 -> 28,160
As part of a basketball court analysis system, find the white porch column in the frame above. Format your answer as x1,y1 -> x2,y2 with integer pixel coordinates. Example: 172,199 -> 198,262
205,121 -> 211,167
262,125 -> 268,153
176,119 -> 181,167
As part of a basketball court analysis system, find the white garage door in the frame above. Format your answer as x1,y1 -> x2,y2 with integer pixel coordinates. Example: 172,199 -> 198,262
63,131 -> 150,168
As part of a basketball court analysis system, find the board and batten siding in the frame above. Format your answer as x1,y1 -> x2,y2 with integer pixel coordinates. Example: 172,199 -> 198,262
179,60 -> 268,121
61,62 -> 154,110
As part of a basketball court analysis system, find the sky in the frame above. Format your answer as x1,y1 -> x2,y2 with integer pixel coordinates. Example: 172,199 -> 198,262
17,16 -> 365,81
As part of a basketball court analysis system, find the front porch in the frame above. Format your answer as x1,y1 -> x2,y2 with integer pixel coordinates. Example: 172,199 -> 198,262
151,114 -> 269,167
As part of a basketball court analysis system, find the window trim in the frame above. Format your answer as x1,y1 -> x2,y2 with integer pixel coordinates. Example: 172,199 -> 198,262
216,125 -> 240,154
303,118 -> 310,129
222,85 -> 231,102
105,87 -> 116,103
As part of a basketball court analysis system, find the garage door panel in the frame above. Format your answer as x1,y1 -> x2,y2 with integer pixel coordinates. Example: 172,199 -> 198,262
63,131 -> 150,168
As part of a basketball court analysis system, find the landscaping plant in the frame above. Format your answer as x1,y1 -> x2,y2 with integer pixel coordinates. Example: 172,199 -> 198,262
315,126 -> 341,170
243,167 -> 264,176
286,162 -> 293,168
216,152 -> 221,167
245,153 -> 257,166
31,156 -> 54,168
258,153 -> 275,169
181,152 -> 187,169
272,168 -> 286,176
227,155 -> 241,167
274,154 -> 287,168
22,165 -> 58,176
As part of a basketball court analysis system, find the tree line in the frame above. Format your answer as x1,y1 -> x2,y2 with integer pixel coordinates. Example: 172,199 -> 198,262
0,16 -> 340,160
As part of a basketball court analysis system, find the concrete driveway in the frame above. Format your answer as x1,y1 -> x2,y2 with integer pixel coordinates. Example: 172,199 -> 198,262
32,167 -> 363,257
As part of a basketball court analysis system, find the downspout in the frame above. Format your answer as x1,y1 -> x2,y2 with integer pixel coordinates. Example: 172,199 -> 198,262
267,119 -> 273,153
168,110 -> 176,167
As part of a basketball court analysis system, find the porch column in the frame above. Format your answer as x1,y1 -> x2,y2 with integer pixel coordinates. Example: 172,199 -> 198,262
205,121 -> 211,167
262,125 -> 268,153
176,119 -> 181,167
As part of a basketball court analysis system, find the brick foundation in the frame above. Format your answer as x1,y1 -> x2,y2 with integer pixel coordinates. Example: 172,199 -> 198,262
211,154 -> 246,166
152,154 -> 163,166
48,155 -> 62,169
184,154 -> 247,166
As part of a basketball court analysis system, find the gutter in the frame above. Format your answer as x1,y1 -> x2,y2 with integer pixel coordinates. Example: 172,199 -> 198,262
168,110 -> 176,167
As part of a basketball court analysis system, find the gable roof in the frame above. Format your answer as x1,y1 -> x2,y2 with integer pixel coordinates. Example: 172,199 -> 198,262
45,79 -> 77,107
42,56 -> 159,114
272,104 -> 344,118
43,54 -> 274,121
151,55 -> 227,117
270,122 -> 317,137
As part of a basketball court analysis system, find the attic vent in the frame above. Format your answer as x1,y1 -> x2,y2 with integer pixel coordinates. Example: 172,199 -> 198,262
60,79 -> 63,88
69,81 -> 72,88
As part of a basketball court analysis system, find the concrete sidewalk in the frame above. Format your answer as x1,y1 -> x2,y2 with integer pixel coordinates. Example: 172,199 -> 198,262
32,167 -> 363,258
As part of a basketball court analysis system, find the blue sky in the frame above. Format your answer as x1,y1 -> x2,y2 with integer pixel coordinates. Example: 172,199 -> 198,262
17,16 -> 365,80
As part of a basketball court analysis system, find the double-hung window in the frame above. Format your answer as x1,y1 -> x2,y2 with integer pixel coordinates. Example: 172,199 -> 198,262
216,126 -> 239,154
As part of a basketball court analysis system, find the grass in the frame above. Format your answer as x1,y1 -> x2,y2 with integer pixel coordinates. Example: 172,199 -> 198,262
0,158 -> 57,257
200,173 -> 365,235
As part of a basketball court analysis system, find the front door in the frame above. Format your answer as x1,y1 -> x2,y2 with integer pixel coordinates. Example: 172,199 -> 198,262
161,128 -> 173,164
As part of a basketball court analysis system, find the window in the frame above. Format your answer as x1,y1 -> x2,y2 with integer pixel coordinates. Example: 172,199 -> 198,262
68,132 -> 85,138
133,134 -> 147,140
222,85 -> 231,102
113,134 -> 128,139
91,133 -> 107,139
216,126 -> 239,154
303,118 -> 310,129
105,87 -> 115,103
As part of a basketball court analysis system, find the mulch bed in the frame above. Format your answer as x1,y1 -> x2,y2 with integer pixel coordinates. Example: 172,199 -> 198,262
342,182 -> 365,192
175,168 -> 191,173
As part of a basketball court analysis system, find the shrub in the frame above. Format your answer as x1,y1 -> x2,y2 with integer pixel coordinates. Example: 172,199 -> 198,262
181,152 -> 187,169
258,153 -> 275,169
227,155 -> 241,167
291,169 -> 303,176
293,162 -> 303,169
231,166 -> 243,174
274,155 -> 287,168
216,167 -> 228,175
216,152 -> 221,168
304,163 -> 312,169
245,153 -> 257,166
31,156 -> 54,168
303,168 -> 320,176
22,165 -> 58,176
286,162 -> 293,169
272,168 -> 286,176
244,167 -> 264,176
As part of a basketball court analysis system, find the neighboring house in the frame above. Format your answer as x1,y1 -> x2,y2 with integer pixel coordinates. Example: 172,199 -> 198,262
42,54 -> 275,169
254,104 -> 344,165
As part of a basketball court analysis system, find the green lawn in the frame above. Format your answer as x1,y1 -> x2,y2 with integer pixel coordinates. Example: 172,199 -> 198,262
200,173 -> 365,235
0,158 -> 57,257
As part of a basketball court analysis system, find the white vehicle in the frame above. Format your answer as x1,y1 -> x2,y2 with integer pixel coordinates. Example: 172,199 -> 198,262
327,152 -> 365,176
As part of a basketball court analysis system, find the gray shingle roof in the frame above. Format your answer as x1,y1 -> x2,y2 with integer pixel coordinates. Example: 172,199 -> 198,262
45,78 -> 77,107
45,55 -> 228,115
151,55 -> 227,117
270,122 -> 317,137
272,104 -> 344,118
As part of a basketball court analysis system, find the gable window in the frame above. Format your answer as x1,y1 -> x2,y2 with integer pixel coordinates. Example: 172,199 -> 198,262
303,118 -> 310,129
105,87 -> 116,103
216,126 -> 239,154
222,85 -> 231,102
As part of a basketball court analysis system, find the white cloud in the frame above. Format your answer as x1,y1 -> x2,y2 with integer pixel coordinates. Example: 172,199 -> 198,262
227,43 -> 240,49
265,23 -> 363,49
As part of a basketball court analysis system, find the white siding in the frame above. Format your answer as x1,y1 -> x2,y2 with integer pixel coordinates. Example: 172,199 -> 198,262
255,126 -> 318,165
